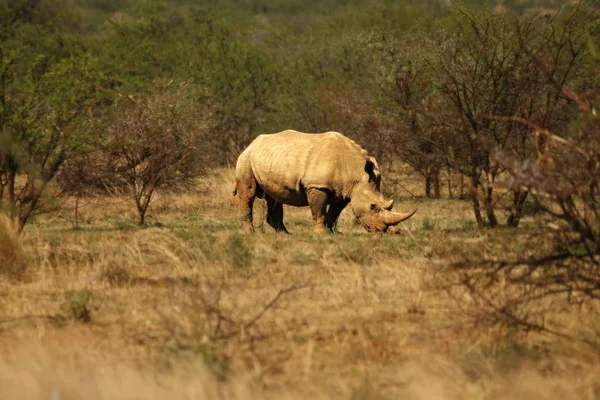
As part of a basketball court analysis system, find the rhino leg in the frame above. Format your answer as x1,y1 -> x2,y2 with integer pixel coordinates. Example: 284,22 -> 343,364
307,188 -> 329,234
325,198 -> 348,234
266,196 -> 289,234
235,180 -> 256,233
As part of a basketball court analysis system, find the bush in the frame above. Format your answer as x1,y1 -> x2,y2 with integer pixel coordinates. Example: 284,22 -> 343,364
63,290 -> 93,323
59,81 -> 217,225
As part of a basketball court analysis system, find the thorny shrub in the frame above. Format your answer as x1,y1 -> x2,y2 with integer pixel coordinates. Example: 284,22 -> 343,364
454,9 -> 600,340
59,81 -> 218,225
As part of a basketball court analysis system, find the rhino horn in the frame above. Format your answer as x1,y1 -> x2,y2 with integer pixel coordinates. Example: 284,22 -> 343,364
383,199 -> 394,211
381,208 -> 418,226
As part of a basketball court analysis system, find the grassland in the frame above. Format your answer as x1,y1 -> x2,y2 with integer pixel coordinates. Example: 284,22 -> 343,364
0,167 -> 599,399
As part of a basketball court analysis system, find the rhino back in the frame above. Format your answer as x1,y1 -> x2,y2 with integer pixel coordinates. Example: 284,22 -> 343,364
248,130 -> 369,200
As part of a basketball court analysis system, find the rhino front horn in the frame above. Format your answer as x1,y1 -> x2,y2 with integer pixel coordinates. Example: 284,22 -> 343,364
382,208 -> 418,226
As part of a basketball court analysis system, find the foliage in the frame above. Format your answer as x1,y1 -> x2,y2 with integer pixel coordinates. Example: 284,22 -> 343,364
0,1 -> 104,230
181,9 -> 278,161
497,8 -> 600,259
366,30 -> 445,197
2,0 -> 598,237
63,289 -> 92,323
100,82 -> 214,225
452,5 -> 600,336
427,7 -> 585,228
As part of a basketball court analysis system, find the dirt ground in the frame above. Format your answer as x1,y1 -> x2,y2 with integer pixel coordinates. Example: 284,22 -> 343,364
1,167 -> 599,400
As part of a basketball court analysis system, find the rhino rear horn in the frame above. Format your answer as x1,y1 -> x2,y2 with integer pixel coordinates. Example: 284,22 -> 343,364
381,208 -> 418,226
384,199 -> 394,211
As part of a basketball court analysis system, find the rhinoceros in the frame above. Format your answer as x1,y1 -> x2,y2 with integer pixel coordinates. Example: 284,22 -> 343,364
233,130 -> 417,233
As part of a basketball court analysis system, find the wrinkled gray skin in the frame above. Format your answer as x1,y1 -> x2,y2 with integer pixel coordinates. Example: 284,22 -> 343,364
233,130 -> 417,234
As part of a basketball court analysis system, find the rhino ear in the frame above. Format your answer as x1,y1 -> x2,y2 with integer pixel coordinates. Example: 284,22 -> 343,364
364,158 -> 375,175
364,157 -> 381,188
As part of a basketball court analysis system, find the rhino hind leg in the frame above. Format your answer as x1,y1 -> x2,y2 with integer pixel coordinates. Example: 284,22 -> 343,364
235,179 -> 256,233
266,196 -> 289,234
325,198 -> 348,234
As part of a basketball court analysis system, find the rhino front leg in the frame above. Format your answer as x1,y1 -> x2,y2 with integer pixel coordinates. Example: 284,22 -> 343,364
307,188 -> 328,234
325,198 -> 348,233
266,196 -> 289,234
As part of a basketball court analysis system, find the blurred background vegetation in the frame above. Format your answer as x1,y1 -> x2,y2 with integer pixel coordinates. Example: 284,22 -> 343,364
0,0 -> 597,231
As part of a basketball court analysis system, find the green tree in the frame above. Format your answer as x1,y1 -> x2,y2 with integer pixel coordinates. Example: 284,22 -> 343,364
0,1 -> 103,230
366,30 -> 447,198
180,8 -> 277,161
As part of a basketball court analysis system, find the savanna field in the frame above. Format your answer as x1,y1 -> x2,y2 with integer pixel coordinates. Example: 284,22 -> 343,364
1,167 -> 599,400
2,0 -> 600,398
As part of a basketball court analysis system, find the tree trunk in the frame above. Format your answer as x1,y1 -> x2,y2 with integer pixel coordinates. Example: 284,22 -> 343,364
8,168 -> 16,205
507,190 -> 529,228
0,176 -> 4,205
472,192 -> 485,229
134,190 -> 146,226
459,174 -> 465,200
137,198 -> 147,225
484,187 -> 498,228
471,176 -> 485,229
447,166 -> 453,199
425,176 -> 432,198
137,199 -> 149,226
74,195 -> 80,229
433,170 -> 441,199
137,189 -> 155,226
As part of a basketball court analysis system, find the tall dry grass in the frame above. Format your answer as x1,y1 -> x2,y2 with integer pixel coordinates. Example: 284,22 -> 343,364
0,344 -> 259,400
0,168 -> 599,399
0,214 -> 27,280
0,342 -> 598,400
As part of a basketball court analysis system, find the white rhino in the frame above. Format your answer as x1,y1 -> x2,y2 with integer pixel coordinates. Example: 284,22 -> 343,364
233,130 -> 417,233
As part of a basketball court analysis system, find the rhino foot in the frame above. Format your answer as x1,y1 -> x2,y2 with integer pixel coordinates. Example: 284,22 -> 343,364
241,222 -> 255,234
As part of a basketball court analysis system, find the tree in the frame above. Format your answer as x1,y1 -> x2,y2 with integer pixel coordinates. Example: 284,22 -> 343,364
181,8 -> 277,163
98,82 -> 213,225
496,5 -> 600,245
367,31 -> 447,198
431,6 -> 582,228
454,4 -> 600,337
0,1 -> 103,230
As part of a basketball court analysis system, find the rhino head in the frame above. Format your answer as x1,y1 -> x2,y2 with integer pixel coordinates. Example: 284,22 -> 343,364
349,181 -> 417,233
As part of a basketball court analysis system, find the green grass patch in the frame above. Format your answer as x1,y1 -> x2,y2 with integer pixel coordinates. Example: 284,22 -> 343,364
227,233 -> 253,269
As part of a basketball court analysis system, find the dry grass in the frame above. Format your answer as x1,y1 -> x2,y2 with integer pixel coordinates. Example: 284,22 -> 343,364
0,167 -> 599,399
0,214 -> 27,280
